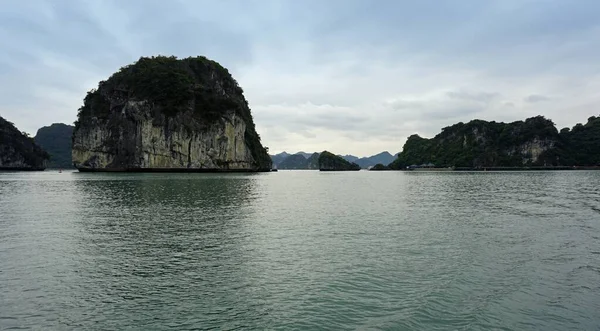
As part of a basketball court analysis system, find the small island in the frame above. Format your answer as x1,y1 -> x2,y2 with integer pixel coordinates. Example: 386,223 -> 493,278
0,116 -> 49,170
369,163 -> 391,171
318,151 -> 360,171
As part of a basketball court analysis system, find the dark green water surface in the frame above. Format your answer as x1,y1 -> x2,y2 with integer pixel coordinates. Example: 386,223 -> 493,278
1,170 -> 599,330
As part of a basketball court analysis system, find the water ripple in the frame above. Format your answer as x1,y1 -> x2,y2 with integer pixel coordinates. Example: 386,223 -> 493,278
0,171 -> 599,329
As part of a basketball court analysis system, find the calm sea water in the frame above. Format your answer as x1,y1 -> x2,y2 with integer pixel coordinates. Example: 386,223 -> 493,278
1,170 -> 599,330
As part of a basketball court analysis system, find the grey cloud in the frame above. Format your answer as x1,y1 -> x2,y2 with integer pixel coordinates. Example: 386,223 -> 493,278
524,95 -> 551,103
388,90 -> 501,122
446,91 -> 499,103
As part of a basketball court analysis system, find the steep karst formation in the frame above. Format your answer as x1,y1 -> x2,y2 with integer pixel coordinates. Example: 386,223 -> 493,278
72,55 -> 271,171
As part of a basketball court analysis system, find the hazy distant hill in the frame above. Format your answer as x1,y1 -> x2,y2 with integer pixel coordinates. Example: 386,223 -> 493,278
271,151 -> 398,169
34,123 -> 74,168
340,154 -> 359,163
355,151 -> 397,169
296,152 -> 313,159
277,154 -> 309,169
270,151 -> 317,168
306,152 -> 320,169
270,152 -> 290,167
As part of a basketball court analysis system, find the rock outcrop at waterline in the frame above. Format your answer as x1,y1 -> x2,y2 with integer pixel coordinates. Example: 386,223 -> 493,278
0,116 -> 48,170
72,56 -> 271,172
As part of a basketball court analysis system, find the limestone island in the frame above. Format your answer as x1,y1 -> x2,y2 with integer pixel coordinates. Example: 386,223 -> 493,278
388,115 -> 600,170
0,116 -> 48,171
318,151 -> 360,171
72,56 -> 272,172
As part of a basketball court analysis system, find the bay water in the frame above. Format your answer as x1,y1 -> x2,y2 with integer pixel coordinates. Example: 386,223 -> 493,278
1,170 -> 599,330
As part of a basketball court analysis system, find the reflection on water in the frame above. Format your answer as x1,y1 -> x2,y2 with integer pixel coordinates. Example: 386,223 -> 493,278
0,170 -> 599,330
69,174 -> 266,329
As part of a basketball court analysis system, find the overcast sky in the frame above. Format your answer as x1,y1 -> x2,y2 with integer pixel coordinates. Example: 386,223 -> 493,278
1,0 -> 599,156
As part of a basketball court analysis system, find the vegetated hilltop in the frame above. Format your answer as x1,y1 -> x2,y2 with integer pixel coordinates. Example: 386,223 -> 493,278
276,152 -> 320,169
277,153 -> 309,169
34,123 -> 74,168
272,151 -> 396,169
318,151 -> 360,171
270,152 -> 290,167
0,116 -> 49,170
72,55 -> 271,171
389,115 -> 600,169
559,115 -> 600,166
354,151 -> 397,169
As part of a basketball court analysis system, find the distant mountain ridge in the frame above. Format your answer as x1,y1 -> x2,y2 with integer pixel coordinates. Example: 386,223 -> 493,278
269,152 -> 290,167
270,151 -> 397,169
354,152 -> 397,168
340,155 -> 359,163
277,154 -> 308,169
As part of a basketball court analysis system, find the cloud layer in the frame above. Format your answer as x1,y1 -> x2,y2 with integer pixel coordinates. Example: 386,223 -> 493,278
1,0 -> 599,156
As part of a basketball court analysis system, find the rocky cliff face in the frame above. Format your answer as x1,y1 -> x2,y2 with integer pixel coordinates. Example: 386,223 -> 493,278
0,116 -> 48,170
72,56 -> 271,171
507,137 -> 556,165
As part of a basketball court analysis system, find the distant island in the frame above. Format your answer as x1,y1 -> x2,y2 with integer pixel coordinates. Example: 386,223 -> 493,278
277,152 -> 319,170
271,151 -> 397,169
0,116 -> 48,170
72,55 -> 271,172
318,151 -> 360,171
389,115 -> 600,170
34,123 -> 74,169
270,115 -> 600,171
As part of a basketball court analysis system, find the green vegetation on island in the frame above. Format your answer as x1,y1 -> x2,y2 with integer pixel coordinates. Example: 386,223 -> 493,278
0,116 -> 49,170
355,152 -> 396,168
370,163 -> 391,171
318,151 -> 360,171
273,152 -> 320,170
306,152 -> 320,169
559,115 -> 600,166
271,151 -> 396,169
389,115 -> 600,169
34,123 -> 74,168
270,152 -> 290,167
278,154 -> 310,169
